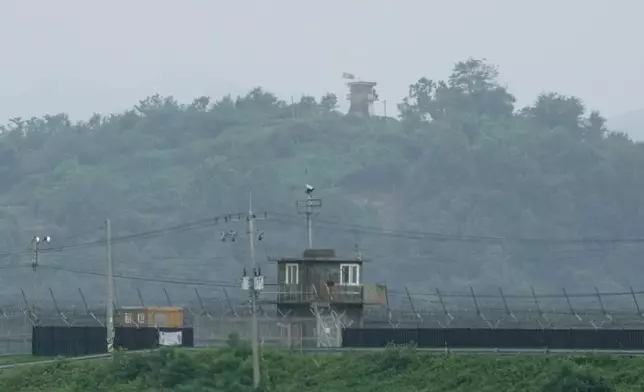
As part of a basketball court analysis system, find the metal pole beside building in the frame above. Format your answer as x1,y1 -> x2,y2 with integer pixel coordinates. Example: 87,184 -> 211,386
106,219 -> 115,354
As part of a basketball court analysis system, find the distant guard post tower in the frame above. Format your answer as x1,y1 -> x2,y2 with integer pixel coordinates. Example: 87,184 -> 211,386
343,72 -> 378,117
269,188 -> 388,348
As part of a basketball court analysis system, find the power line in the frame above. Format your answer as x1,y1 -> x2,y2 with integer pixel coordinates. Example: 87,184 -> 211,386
3,209 -> 641,265
44,217 -> 236,252
7,261 -> 644,305
0,227 -> 107,261
37,265 -> 240,288
0,264 -> 29,270
54,225 -> 105,243
266,212 -> 644,245
0,212 -> 259,260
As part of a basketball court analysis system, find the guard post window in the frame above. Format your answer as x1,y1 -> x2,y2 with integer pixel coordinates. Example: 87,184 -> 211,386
285,263 -> 299,284
340,264 -> 360,285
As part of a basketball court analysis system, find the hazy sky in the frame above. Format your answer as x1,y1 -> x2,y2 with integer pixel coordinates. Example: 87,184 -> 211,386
1,0 -> 642,123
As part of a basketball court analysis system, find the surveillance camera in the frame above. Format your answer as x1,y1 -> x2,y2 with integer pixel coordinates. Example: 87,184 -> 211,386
305,184 -> 314,194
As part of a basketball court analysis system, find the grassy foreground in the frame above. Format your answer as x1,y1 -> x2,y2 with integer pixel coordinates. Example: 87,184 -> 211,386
0,354 -> 46,365
0,345 -> 643,391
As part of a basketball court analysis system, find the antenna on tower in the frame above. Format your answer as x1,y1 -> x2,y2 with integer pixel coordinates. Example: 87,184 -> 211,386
296,184 -> 322,249
353,243 -> 362,262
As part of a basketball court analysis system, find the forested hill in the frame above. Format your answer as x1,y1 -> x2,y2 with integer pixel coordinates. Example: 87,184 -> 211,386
0,58 -> 643,305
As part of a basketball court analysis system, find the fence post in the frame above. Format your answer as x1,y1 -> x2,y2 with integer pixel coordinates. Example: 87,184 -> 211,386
48,288 -> 69,326
136,288 -> 145,307
384,283 -> 393,328
21,289 -> 36,325
194,288 -> 213,319
78,288 -> 104,327
630,286 -> 643,319
163,288 -> 172,306
531,287 -> 550,328
498,287 -> 516,322
405,287 -> 423,326
471,286 -> 493,328
562,288 -> 582,322
223,288 -> 238,317
595,286 -> 612,324
436,288 -> 453,328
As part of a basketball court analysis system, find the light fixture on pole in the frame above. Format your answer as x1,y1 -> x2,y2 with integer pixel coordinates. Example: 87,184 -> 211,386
297,184 -> 322,249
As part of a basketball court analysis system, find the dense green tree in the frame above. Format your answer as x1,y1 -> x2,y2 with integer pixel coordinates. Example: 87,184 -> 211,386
0,58 -> 642,307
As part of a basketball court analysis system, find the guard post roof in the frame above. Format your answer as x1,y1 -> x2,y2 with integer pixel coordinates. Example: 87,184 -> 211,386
117,306 -> 183,311
272,248 -> 366,264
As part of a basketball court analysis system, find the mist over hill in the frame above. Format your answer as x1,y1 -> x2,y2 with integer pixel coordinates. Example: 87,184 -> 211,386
609,108 -> 644,141
1,58 -> 643,308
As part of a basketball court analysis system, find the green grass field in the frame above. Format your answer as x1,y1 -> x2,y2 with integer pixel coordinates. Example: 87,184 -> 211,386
0,345 -> 641,391
0,354 -> 46,365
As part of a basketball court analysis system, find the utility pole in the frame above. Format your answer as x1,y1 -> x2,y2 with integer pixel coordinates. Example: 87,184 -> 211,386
220,206 -> 267,388
31,235 -> 51,314
105,219 -> 115,354
291,96 -> 296,119
297,185 -> 321,249
245,197 -> 262,389
32,240 -> 38,315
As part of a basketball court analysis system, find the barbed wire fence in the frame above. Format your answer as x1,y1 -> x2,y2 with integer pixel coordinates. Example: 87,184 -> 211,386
0,285 -> 316,354
377,286 -> 644,330
3,285 -> 644,354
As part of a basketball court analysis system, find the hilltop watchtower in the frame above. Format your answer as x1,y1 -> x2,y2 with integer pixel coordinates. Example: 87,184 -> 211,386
275,248 -> 371,347
347,80 -> 378,117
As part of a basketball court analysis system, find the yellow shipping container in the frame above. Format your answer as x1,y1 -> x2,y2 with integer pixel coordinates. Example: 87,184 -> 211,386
117,306 -> 184,328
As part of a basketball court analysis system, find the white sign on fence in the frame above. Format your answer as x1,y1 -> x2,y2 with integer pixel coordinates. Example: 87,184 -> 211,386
159,331 -> 182,346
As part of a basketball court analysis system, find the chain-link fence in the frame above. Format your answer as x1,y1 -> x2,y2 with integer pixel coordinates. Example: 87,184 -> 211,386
4,285 -> 644,354
0,312 -> 31,354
